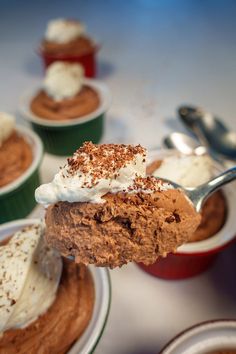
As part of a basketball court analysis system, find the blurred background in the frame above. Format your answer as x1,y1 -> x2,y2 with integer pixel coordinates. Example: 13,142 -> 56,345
1,1 -> 236,353
1,0 -> 236,148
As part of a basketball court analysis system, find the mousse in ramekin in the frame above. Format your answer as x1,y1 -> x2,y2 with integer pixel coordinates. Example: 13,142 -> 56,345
38,18 -> 99,77
0,219 -> 111,354
138,150 -> 235,279
160,320 -> 236,354
0,113 -> 43,223
19,62 -> 110,156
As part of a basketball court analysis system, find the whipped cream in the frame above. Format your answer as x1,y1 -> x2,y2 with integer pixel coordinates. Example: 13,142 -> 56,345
44,61 -> 84,101
0,222 -> 62,333
35,142 -> 149,205
152,154 -> 213,187
45,18 -> 85,44
0,112 -> 15,147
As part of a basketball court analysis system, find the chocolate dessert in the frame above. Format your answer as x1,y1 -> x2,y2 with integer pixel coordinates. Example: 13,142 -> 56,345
0,114 -> 33,188
148,156 -> 227,242
42,35 -> 95,57
1,262 -> 94,354
0,223 -> 94,354
35,142 -> 201,268
41,19 -> 95,58
30,62 -> 100,121
190,190 -> 227,242
31,85 -> 99,121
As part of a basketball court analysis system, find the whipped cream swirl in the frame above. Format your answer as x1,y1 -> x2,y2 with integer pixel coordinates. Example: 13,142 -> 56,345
152,154 -> 213,187
43,61 -> 84,101
45,18 -> 85,44
0,222 -> 62,333
35,142 -> 150,205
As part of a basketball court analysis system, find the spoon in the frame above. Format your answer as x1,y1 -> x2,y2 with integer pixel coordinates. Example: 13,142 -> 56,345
163,132 -> 207,156
67,166 -> 236,261
178,105 -> 236,161
165,166 -> 236,213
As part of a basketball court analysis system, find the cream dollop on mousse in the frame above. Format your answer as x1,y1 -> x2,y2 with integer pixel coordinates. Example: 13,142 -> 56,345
0,112 -> 15,147
0,222 -> 62,333
35,142 -> 173,205
43,61 -> 84,101
45,18 -> 86,44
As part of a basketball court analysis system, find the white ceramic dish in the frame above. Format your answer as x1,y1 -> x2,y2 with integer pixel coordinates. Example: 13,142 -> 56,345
148,149 -> 236,255
160,320 -> 236,354
19,78 -> 111,127
0,219 -> 111,354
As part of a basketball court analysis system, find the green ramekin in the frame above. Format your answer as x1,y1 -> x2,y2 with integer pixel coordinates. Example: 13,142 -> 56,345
19,79 -> 111,156
0,126 -> 43,223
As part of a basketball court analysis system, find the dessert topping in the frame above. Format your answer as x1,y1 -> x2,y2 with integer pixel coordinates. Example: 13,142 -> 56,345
44,61 -> 84,101
35,142 -> 147,204
0,223 -> 62,333
152,154 -> 213,187
45,18 -> 85,44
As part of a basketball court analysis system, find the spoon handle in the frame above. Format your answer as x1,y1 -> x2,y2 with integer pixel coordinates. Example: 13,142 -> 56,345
186,166 -> 236,212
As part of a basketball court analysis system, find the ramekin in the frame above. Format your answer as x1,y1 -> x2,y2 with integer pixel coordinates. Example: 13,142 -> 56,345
138,149 -> 236,280
38,44 -> 100,78
160,320 -> 236,354
0,126 -> 43,223
0,219 -> 111,354
19,79 -> 111,156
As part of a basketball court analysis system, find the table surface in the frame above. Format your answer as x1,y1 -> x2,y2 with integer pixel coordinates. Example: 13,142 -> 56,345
1,1 -> 236,353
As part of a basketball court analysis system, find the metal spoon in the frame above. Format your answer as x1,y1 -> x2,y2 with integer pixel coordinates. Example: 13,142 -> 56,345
178,105 -> 236,161
166,166 -> 236,212
163,132 -> 207,156
67,166 -> 236,261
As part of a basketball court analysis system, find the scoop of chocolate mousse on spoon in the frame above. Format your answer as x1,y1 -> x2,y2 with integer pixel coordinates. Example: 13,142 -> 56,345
35,142 -> 236,269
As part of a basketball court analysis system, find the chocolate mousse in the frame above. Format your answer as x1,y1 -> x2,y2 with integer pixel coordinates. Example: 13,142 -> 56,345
31,85 -> 99,121
0,261 -> 94,354
41,19 -> 95,58
35,142 -> 201,268
147,156 -> 227,242
30,61 -> 100,121
0,113 -> 33,188
45,184 -> 200,268
42,35 -> 95,57
0,224 -> 94,354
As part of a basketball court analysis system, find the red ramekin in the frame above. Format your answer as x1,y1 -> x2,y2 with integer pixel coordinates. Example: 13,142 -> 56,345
38,45 -> 100,78
137,149 -> 236,280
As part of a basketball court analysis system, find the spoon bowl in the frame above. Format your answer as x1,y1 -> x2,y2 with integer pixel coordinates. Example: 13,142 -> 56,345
163,132 -> 207,156
178,105 -> 236,160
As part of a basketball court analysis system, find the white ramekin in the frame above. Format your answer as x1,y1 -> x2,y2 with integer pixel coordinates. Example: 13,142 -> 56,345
0,219 -> 111,354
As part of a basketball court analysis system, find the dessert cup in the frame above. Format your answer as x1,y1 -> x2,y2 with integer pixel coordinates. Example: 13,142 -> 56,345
0,219 -> 111,354
0,126 -> 43,223
38,44 -> 100,78
19,79 -> 111,156
159,320 -> 236,354
137,149 -> 236,280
